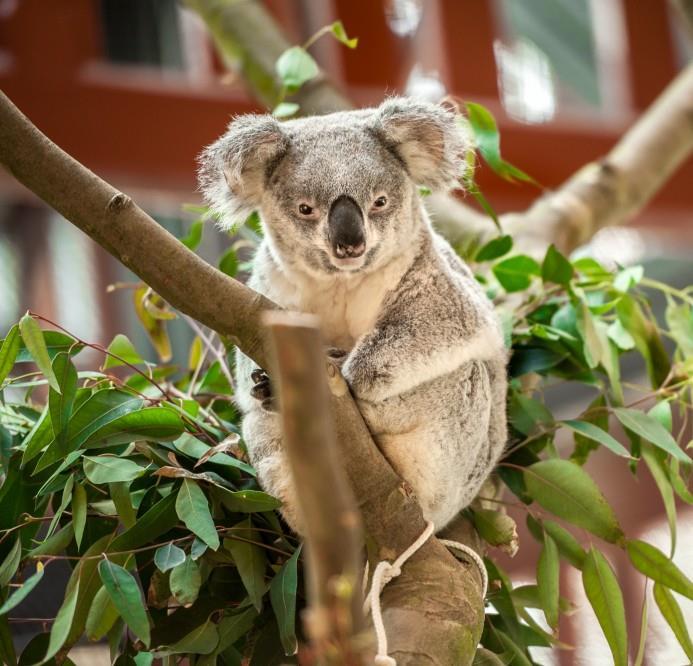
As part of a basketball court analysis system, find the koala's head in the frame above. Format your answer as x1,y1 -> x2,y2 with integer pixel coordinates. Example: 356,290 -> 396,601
199,98 -> 468,277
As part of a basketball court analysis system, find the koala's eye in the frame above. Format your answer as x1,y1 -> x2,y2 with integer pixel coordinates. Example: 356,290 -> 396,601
371,195 -> 388,211
298,203 -> 314,216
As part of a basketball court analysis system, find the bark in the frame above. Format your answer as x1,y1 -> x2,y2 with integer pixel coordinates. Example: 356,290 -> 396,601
265,312 -> 366,662
0,91 -> 484,664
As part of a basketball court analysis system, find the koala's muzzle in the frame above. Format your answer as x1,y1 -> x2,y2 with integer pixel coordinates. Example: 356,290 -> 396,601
328,195 -> 366,259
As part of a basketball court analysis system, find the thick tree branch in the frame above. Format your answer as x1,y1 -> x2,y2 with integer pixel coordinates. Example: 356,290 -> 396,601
0,92 -> 483,664
265,312 -> 366,662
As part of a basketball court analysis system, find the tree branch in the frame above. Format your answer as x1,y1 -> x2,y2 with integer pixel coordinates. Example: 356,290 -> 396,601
265,312 -> 366,662
0,91 -> 484,664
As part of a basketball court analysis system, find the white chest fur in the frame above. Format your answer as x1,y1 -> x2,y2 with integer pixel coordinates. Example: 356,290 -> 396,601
256,248 -> 414,349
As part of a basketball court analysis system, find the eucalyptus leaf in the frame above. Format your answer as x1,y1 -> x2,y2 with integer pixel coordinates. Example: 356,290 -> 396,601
169,556 -> 202,606
83,455 -> 146,484
270,545 -> 302,655
19,314 -> 60,392
582,547 -> 628,666
176,478 -> 220,550
626,540 -> 693,599
541,244 -> 573,285
98,558 -> 151,646
0,325 -> 20,386
562,420 -> 631,459
537,534 -> 559,629
653,582 -> 693,661
0,563 -> 44,615
492,255 -> 541,293
614,408 -> 689,463
275,46 -> 319,89
225,519 -> 267,612
154,542 -> 187,573
524,459 -> 623,544
103,334 -> 146,369
475,235 -> 513,262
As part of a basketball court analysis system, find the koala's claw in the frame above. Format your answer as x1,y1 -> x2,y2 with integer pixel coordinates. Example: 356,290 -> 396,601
250,369 -> 277,412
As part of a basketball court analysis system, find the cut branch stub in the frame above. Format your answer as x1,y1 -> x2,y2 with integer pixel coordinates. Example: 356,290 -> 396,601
264,311 -> 367,662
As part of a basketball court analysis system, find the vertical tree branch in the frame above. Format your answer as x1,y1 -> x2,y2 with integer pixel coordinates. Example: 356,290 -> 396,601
265,312 -> 366,663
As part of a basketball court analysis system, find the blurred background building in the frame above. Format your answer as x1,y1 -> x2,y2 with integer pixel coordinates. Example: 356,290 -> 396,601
0,1 -> 692,664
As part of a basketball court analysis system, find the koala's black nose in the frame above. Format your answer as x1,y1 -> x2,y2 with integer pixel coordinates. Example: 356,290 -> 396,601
328,195 -> 366,259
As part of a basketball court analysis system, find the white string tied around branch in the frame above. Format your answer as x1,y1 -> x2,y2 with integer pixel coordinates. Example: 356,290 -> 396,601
363,520 -> 488,666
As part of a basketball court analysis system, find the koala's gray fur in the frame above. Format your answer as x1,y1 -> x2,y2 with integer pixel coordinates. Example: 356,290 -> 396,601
199,98 -> 508,532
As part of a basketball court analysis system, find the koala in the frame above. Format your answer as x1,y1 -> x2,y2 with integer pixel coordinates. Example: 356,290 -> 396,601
199,98 -> 508,532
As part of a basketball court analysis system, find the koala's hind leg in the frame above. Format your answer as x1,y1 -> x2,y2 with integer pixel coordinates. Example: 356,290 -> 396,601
241,407 -> 303,533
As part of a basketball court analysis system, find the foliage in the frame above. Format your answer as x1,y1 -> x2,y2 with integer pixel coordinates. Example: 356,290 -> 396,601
1,20 -> 693,666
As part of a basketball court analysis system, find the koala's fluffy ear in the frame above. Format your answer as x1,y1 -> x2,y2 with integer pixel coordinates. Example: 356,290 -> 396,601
374,97 -> 468,192
198,115 -> 288,227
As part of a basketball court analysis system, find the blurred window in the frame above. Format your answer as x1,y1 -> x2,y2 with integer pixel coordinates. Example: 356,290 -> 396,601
494,0 -> 628,123
99,0 -> 184,70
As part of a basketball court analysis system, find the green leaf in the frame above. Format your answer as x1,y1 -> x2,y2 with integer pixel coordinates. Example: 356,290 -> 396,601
607,320 -> 635,350
180,220 -> 204,251
537,534 -> 559,629
85,585 -> 119,641
648,401 -> 672,432
176,478 -> 220,550
103,334 -> 145,369
541,244 -> 573,285
272,102 -> 300,119
465,102 -> 535,183
27,523 -> 74,557
330,20 -> 358,48
270,545 -> 302,655
653,582 -> 693,661
641,443 -> 677,555
82,406 -> 185,448
626,540 -> 693,599
0,563 -> 44,615
524,459 -> 623,543
44,577 -> 80,662
0,538 -> 21,587
475,235 -> 513,262
225,519 -> 267,612
20,406 -> 53,466
218,246 -> 240,277
216,488 -> 282,513
109,481 -> 137,528
669,458 -> 693,504
98,558 -> 150,646
191,538 -> 208,560
614,407 -> 689,463
48,353 -> 78,446
492,255 -> 541,293
0,616 -> 16,666
0,325 -> 20,386
83,455 -> 146,484
71,483 -> 87,549
666,301 -> 693,357
613,265 -> 643,292
276,46 -> 319,89
562,420 -> 631,459
169,556 -> 202,606
542,520 -> 585,569
19,314 -> 60,392
166,617 -> 218,655
582,547 -> 628,666
154,542 -> 187,573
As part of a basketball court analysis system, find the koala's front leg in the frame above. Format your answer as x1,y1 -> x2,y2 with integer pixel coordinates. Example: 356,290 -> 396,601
249,368 -> 277,412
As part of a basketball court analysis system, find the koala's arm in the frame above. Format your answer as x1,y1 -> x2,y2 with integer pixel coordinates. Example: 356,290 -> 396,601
342,240 -> 505,403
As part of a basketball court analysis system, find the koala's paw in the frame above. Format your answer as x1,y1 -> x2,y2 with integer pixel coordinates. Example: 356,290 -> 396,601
325,347 -> 349,369
342,357 -> 393,403
250,368 -> 277,412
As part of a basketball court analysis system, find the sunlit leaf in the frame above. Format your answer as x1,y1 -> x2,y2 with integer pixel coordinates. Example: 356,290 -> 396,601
562,420 -> 631,459
270,545 -> 302,655
272,102 -> 300,119
330,20 -> 358,48
537,534 -> 559,629
582,547 -> 628,666
614,408 -> 690,463
276,46 -> 319,89
0,325 -> 20,386
542,520 -> 585,569
98,559 -> 151,646
524,459 -> 623,543
134,286 -> 172,362
641,443 -> 677,555
19,314 -> 60,392
653,582 -> 693,661
180,220 -> 204,251
626,540 -> 693,599
48,352 -> 78,445
465,102 -> 535,184
103,334 -> 146,369
613,265 -> 643,292
666,300 -> 693,357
